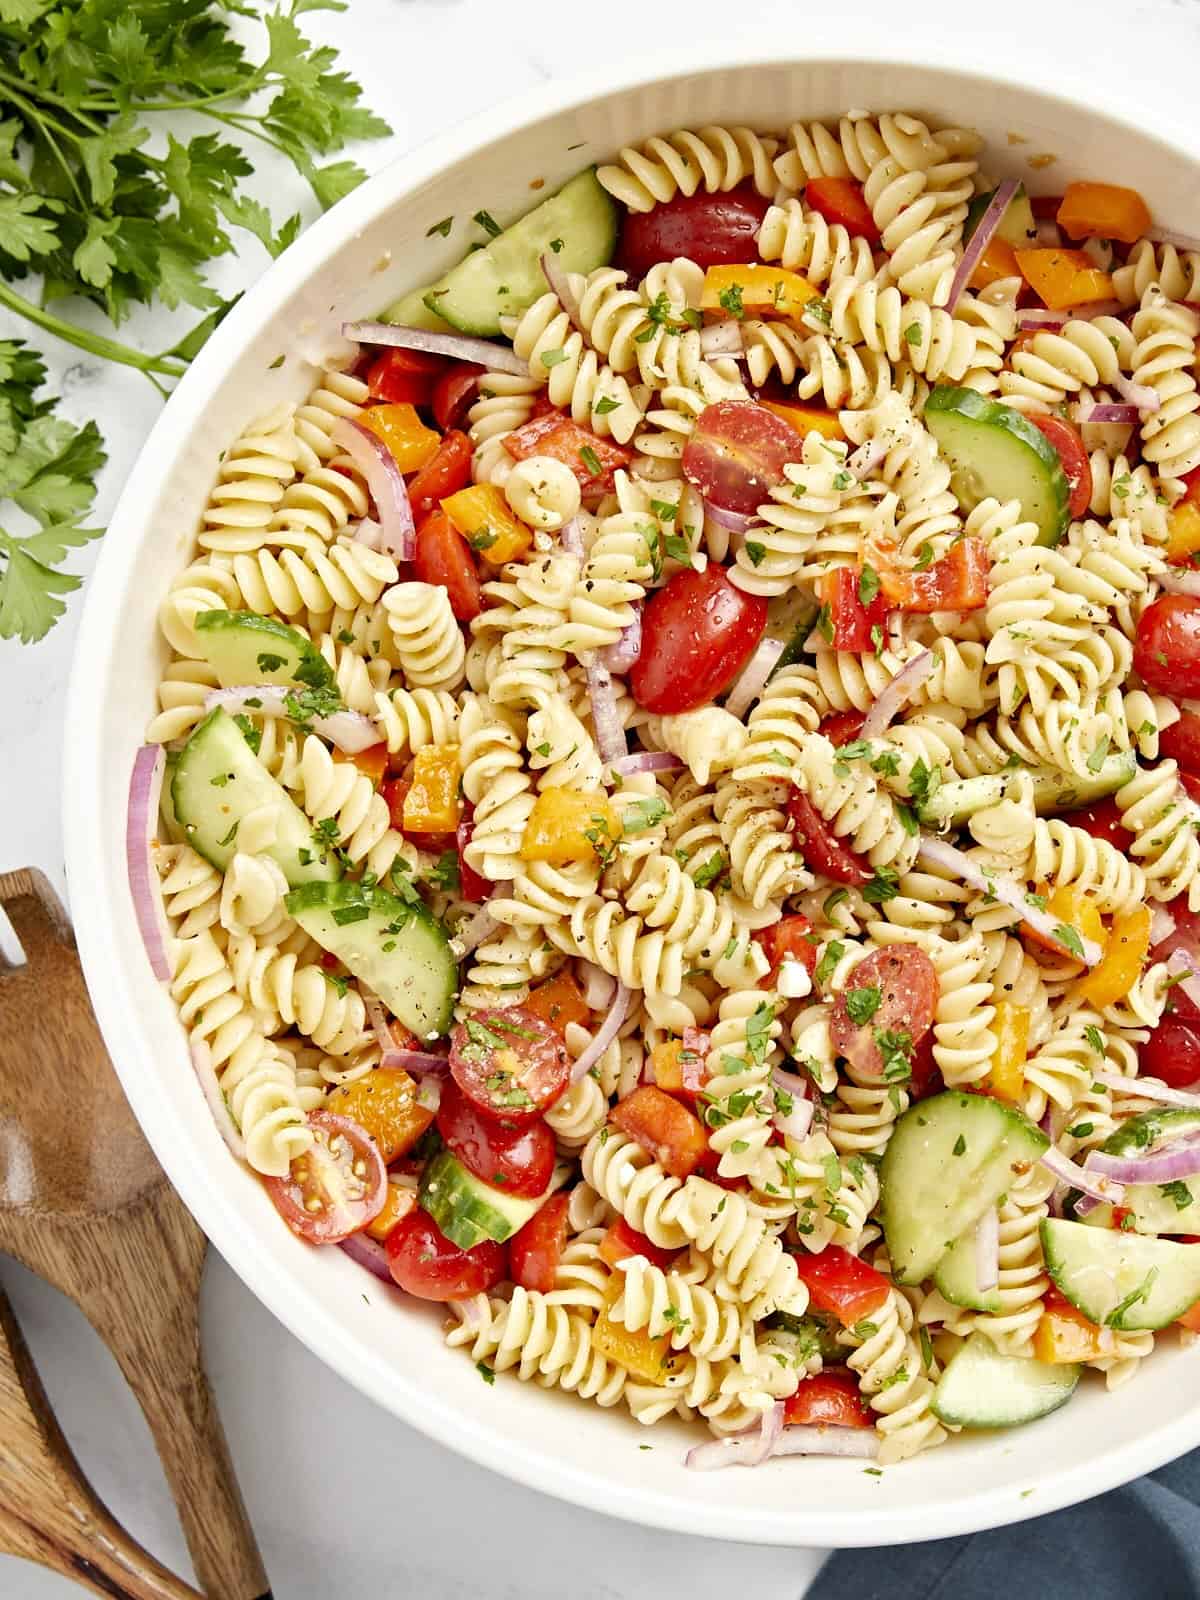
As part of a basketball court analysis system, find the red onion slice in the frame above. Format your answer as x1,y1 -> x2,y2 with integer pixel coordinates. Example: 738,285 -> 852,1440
1085,1137 -> 1200,1186
539,253 -> 587,336
1112,374 -> 1161,414
353,516 -> 384,550
127,744 -> 172,982
1017,309 -> 1068,330
1040,1145 -> 1125,1204
580,961 -> 617,1010
342,320 -> 529,377
190,1041 -> 246,1160
1159,569 -> 1200,599
1035,217 -> 1062,247
685,1401 -> 785,1470
363,990 -> 394,1054
559,515 -> 586,558
974,1207 -> 1000,1294
204,686 -> 380,754
450,902 -> 504,958
571,982 -> 631,1083
699,322 -> 745,358
773,1087 -> 814,1142
1150,905 -> 1177,946
381,1048 -> 450,1077
585,654 -> 627,765
860,650 -> 935,739
600,608 -> 642,674
724,637 -> 785,719
916,837 -> 1104,967
339,1231 -> 393,1283
1075,403 -> 1139,425
771,1425 -> 880,1460
949,178 -> 1020,311
846,437 -> 890,479
609,751 -> 685,778
1093,1068 -> 1200,1108
330,417 -> 415,562
703,499 -> 758,535
771,1062 -> 814,1100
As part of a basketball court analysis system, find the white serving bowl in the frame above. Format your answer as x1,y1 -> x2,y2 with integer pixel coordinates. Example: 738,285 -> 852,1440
66,34 -> 1200,1547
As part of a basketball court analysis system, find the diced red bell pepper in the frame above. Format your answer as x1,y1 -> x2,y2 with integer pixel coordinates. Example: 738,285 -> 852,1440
598,1217 -> 681,1272
503,409 -> 632,493
879,537 -> 990,614
791,1244 -> 891,1328
815,565 -> 891,652
366,347 -> 445,406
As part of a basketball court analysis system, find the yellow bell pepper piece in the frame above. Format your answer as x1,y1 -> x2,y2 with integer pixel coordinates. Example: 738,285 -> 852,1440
1167,501 -> 1200,565
358,402 -> 441,473
700,263 -> 819,326
325,1068 -> 434,1166
365,1177 -> 418,1242
1014,248 -> 1115,311
592,1277 -> 685,1381
402,746 -> 462,834
441,481 -> 532,566
1057,182 -> 1152,246
760,401 -> 845,443
986,1001 -> 1029,1103
971,235 -> 1020,291
1023,883 -> 1107,967
1075,906 -> 1152,1008
1033,1300 -> 1112,1364
521,788 -> 621,866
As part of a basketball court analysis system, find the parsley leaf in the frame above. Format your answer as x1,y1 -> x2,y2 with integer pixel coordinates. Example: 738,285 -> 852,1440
845,984 -> 882,1024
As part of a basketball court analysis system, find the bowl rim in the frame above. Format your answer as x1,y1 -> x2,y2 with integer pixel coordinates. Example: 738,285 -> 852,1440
64,29 -> 1200,1547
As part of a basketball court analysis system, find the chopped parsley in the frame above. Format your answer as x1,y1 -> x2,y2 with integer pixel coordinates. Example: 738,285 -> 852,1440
845,985 -> 882,1024
859,564 -> 880,607
622,796 -> 669,834
579,444 -> 603,479
426,216 -> 454,238
473,209 -> 501,237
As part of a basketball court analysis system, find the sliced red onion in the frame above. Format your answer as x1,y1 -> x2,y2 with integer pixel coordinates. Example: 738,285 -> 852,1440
204,686 -> 380,754
949,178 -> 1020,311
771,1062 -> 814,1101
974,1206 -> 1000,1293
363,989 -> 394,1054
1035,217 -> 1062,247
381,1048 -> 450,1076
772,1425 -> 879,1460
353,516 -> 384,550
699,322 -> 745,358
190,1041 -> 246,1160
1166,949 -> 1200,1014
724,636 -> 785,720
600,608 -> 642,674
860,650 -> 935,739
539,253 -> 587,336
1112,374 -> 1161,414
703,499 -> 758,535
773,1085 -> 814,1141
1146,226 -> 1200,253
1094,1068 -> 1200,1108
1017,309 -> 1068,330
127,744 -> 172,982
609,751 -> 685,778
339,1231 -> 393,1283
1073,298 -> 1124,321
683,1026 -> 710,1064
571,982 -> 631,1083
1086,1138 -> 1200,1186
846,437 -> 890,479
1151,905 -> 1178,946
559,515 -> 586,558
1075,402 -> 1139,425
580,961 -> 617,1010
330,417 -> 415,561
450,901 -> 504,958
916,836 -> 1104,967
342,320 -> 529,377
584,654 -> 627,765
685,1401 -> 784,1470
1039,1145 -> 1125,1204
1159,569 -> 1200,598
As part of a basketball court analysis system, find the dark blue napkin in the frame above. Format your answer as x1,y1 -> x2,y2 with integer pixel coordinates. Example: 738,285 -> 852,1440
810,1450 -> 1200,1598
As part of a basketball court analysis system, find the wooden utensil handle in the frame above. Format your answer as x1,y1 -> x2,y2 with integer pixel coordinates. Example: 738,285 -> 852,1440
0,1502 -> 204,1600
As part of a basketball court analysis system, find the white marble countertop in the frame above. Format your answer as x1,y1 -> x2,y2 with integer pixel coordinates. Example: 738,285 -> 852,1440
4,0 -> 1200,1593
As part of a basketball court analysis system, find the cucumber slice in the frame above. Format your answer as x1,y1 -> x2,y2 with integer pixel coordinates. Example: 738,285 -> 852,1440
1105,1108 -> 1200,1155
766,590 -> 821,679
965,185 -> 1037,249
379,285 -> 455,333
194,610 -> 334,691
285,880 -> 456,1039
172,709 -> 340,886
1041,1218 -> 1200,1330
934,1225 -> 1004,1313
918,751 -> 1137,829
932,1333 -> 1079,1429
423,169 -> 618,337
924,386 -> 1070,549
1074,1111 -> 1200,1234
419,1149 -> 550,1249
880,1091 -> 1049,1285
159,752 -> 185,844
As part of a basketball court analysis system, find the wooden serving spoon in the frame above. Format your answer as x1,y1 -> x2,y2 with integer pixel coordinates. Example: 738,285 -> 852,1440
0,867 -> 271,1599
0,1280 -> 203,1599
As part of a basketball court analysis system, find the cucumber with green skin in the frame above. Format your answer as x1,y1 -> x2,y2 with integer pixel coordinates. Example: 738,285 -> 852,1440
1041,1218 -> 1200,1330
194,610 -> 334,691
172,708 -> 340,886
766,591 -> 821,679
917,750 -> 1137,828
880,1090 -> 1049,1285
933,1225 -> 1004,1313
286,880 -> 457,1040
1073,1111 -> 1200,1234
964,185 -> 1037,249
379,285 -> 455,333
419,1149 -> 552,1249
924,386 -> 1071,549
932,1332 -> 1079,1429
422,169 -> 618,337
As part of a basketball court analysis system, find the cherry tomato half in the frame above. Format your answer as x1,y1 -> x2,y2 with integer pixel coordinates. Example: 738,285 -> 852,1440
1029,414 -> 1092,520
784,1368 -> 874,1429
449,1006 -> 571,1124
787,788 -> 870,886
413,508 -> 482,621
366,347 -> 445,406
682,399 -> 802,517
408,429 -> 472,517
616,183 -> 772,280
1065,796 -> 1129,849
630,564 -> 767,714
805,177 -> 881,242
436,1077 -> 555,1197
263,1112 -> 386,1244
907,1031 -> 942,1101
1135,596 -> 1200,697
1159,710 -> 1200,777
509,1191 -> 571,1293
1140,1016 -> 1200,1089
385,1209 -> 507,1301
455,807 -> 492,904
598,1217 -> 681,1272
610,1084 -> 708,1178
829,946 -> 939,1080
432,366 -> 483,432
819,710 -> 866,747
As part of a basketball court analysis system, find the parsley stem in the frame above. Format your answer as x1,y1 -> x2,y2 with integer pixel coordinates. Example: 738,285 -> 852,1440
0,282 -> 187,378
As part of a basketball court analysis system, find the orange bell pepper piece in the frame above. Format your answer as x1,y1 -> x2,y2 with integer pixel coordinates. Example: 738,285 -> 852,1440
879,537 -> 991,613
441,481 -> 532,566
760,401 -> 845,442
1168,501 -> 1200,566
651,1035 -> 709,1102
700,263 -> 820,325
523,970 -> 590,1036
971,235 -> 1020,291
1014,248 -> 1115,310
1022,883 -> 1106,966
592,1277 -> 685,1380
402,746 -> 462,834
325,1068 -> 434,1166
987,1001 -> 1029,1103
521,788 -> 621,866
332,742 -> 388,788
1057,182 -> 1152,246
365,1177 -> 419,1242
1034,1291 -> 1113,1363
1075,905 -> 1152,1007
358,402 -> 441,473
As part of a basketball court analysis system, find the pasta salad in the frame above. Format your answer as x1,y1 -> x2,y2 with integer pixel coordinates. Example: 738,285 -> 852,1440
128,109 -> 1200,1471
